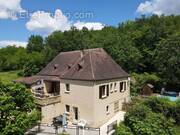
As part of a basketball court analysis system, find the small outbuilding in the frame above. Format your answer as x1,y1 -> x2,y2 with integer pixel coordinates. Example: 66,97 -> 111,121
141,83 -> 154,96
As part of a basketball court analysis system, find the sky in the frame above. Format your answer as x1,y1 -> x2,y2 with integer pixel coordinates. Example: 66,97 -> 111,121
0,0 -> 180,48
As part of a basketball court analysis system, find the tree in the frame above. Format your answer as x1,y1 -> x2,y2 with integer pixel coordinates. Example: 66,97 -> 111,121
115,123 -> 133,135
0,82 -> 40,135
27,35 -> 44,53
124,104 -> 175,135
23,52 -> 45,77
0,46 -> 28,71
115,97 -> 180,135
131,72 -> 160,96
154,34 -> 180,90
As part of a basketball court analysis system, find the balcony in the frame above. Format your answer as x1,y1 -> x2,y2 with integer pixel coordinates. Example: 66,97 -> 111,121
31,90 -> 61,106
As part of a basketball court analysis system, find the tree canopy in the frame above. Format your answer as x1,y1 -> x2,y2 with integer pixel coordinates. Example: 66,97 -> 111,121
0,82 -> 40,135
0,15 -> 180,90
115,97 -> 180,135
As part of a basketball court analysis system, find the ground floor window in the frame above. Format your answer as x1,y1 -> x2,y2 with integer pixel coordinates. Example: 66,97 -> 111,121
73,107 -> 78,120
107,121 -> 117,134
65,105 -> 70,113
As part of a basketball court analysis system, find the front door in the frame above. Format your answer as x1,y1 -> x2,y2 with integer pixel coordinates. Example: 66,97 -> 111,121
73,107 -> 78,120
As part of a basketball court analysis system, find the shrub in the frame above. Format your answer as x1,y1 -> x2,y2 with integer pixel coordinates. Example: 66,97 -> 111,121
124,104 -> 175,135
114,123 -> 133,135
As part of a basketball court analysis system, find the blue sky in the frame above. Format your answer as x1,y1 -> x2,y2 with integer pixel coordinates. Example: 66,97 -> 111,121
0,0 -> 180,47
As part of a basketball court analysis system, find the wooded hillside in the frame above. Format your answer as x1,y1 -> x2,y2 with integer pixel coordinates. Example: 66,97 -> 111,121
0,15 -> 180,92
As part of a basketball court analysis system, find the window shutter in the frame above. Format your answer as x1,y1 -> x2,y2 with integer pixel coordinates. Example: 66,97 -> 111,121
124,82 -> 127,91
107,85 -> 109,97
99,87 -> 102,99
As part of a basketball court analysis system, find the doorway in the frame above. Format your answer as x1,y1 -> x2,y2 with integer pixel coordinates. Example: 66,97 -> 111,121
73,107 -> 78,120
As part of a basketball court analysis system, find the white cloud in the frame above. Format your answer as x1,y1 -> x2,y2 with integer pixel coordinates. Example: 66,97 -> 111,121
0,40 -> 27,48
73,21 -> 105,30
137,0 -> 180,15
26,9 -> 71,33
26,9 -> 104,34
0,0 -> 25,20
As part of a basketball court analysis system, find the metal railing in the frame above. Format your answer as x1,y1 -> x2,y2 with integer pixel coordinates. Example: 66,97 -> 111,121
26,123 -> 100,135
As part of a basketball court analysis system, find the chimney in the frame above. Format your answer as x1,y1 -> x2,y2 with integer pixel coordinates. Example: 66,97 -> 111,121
80,50 -> 85,58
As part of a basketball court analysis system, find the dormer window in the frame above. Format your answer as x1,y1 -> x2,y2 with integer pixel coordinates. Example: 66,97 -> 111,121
54,64 -> 59,70
67,65 -> 71,69
77,64 -> 83,71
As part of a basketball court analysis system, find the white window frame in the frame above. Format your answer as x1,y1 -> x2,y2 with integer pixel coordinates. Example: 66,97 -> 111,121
99,84 -> 110,99
101,88 -> 107,98
110,83 -> 113,93
65,105 -> 70,114
106,105 -> 110,115
114,83 -> 117,92
65,84 -> 70,93
120,81 -> 127,92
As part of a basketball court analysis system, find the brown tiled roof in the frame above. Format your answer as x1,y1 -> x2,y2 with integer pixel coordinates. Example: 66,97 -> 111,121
16,48 -> 129,84
38,50 -> 81,76
15,75 -> 60,85
61,48 -> 129,80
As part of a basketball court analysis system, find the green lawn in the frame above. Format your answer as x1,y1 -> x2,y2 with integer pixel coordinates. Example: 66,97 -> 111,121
0,70 -> 21,83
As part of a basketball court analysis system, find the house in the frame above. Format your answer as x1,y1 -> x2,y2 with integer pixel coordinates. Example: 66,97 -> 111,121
16,48 -> 130,132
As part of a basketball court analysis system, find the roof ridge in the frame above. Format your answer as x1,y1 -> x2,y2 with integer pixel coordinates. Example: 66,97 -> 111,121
60,48 -> 103,54
89,50 -> 95,80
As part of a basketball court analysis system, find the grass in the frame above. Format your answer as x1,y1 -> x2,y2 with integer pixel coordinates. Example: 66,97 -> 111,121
0,70 -> 21,83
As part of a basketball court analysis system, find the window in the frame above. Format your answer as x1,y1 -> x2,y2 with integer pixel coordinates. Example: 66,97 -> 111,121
73,107 -> 78,120
99,85 -> 106,99
107,121 -> 117,134
110,83 -> 113,93
120,81 -> 127,92
65,105 -> 70,113
120,82 -> 123,92
114,101 -> 119,113
99,85 -> 109,99
114,83 -> 117,92
106,105 -> 110,115
65,84 -> 70,93
106,85 -> 109,97
51,82 -> 60,94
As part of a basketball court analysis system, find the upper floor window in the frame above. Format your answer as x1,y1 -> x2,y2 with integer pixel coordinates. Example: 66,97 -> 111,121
120,81 -> 127,92
114,83 -> 117,92
110,83 -> 113,93
51,82 -> 60,95
65,84 -> 70,93
99,85 -> 109,99
99,85 -> 106,98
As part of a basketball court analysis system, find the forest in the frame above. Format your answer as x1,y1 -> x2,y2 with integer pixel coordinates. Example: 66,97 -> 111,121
0,14 -> 180,135
0,15 -> 180,93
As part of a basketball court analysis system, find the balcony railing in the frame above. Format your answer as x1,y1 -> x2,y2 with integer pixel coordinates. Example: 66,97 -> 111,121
31,90 -> 61,106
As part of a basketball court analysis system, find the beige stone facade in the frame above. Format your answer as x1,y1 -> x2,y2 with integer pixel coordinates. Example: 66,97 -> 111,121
33,77 -> 130,127
16,48 -> 131,131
